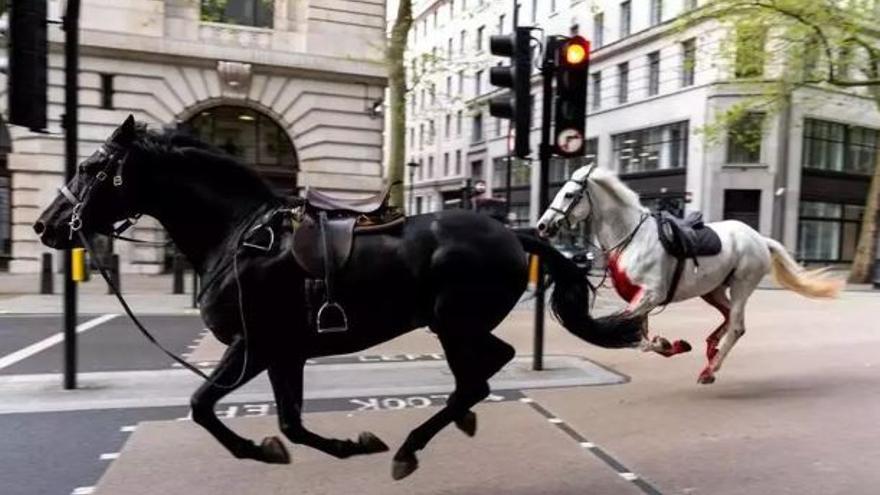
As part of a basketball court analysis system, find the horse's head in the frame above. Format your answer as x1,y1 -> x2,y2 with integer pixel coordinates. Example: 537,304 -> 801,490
536,165 -> 595,238
34,115 -> 142,249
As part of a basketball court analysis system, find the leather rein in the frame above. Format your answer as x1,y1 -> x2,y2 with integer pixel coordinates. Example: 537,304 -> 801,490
57,145 -> 253,388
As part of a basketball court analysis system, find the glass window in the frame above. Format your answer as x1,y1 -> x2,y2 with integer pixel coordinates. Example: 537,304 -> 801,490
682,38 -> 696,87
648,52 -> 660,96
620,1 -> 632,37
618,62 -> 629,104
200,0 -> 274,28
650,0 -> 663,25
471,112 -> 484,143
735,24 -> 766,78
593,13 -> 604,48
797,201 -> 862,261
803,119 -> 877,175
592,72 -> 602,110
613,121 -> 689,174
726,113 -> 765,164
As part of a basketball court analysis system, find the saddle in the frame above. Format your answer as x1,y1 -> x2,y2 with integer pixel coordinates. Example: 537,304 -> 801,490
654,211 -> 722,304
291,184 -> 403,333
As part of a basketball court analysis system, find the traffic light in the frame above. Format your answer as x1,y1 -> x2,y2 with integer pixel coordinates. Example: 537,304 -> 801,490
2,0 -> 48,131
489,26 -> 532,159
554,36 -> 590,157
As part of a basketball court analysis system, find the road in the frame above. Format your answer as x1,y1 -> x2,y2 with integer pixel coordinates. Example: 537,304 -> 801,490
0,288 -> 878,494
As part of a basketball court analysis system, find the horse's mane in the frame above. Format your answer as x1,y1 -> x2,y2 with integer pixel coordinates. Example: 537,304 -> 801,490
589,168 -> 644,210
131,124 -> 279,200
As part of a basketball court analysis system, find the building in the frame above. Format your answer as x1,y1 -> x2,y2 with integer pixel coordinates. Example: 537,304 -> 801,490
0,0 -> 387,273
403,0 -> 880,264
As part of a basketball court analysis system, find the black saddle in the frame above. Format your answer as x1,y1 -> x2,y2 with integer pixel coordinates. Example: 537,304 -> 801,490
655,211 -> 722,260
291,186 -> 403,333
654,211 -> 722,304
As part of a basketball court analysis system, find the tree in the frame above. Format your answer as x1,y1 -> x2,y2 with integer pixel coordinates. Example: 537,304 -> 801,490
386,0 -> 413,209
681,0 -> 880,281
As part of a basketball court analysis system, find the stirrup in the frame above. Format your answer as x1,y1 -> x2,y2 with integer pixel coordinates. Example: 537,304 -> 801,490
316,301 -> 349,333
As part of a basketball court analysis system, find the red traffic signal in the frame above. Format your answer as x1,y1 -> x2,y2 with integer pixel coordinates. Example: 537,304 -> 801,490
560,36 -> 590,67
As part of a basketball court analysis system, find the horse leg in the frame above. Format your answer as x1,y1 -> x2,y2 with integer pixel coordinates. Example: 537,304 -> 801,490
698,287 -> 731,382
628,291 -> 692,357
392,333 -> 515,480
699,277 -> 757,384
189,338 -> 286,463
267,359 -> 390,460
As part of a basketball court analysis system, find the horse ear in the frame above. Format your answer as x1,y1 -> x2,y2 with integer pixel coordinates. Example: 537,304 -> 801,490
111,115 -> 137,144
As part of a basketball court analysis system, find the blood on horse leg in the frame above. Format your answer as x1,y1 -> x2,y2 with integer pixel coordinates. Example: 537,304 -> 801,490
608,254 -> 690,357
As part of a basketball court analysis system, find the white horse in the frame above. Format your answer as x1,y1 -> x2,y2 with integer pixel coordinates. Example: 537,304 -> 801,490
537,166 -> 843,384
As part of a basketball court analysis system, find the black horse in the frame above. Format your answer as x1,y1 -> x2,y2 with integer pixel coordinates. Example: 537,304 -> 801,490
34,116 -> 642,479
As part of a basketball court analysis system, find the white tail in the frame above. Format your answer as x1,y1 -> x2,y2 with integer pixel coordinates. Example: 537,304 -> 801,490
765,238 -> 843,298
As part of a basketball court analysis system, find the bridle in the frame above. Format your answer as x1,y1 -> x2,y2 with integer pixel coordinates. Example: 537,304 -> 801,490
58,145 -> 147,242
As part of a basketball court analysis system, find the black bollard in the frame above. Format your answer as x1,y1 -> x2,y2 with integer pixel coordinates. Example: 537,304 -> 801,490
106,254 -> 120,294
172,255 -> 184,294
191,271 -> 199,309
40,252 -> 54,294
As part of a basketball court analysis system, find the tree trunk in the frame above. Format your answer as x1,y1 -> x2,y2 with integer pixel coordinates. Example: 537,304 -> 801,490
386,0 -> 413,210
849,149 -> 880,283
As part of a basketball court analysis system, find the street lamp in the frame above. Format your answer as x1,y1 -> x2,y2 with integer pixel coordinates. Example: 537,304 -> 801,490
407,160 -> 420,214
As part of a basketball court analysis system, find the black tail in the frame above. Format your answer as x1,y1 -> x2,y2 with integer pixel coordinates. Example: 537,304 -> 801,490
516,232 -> 643,349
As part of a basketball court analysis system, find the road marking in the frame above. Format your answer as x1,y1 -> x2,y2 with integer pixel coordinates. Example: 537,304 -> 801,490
71,487 -> 95,495
0,314 -> 118,370
120,425 -> 137,433
522,396 -> 663,495
99,452 -> 119,460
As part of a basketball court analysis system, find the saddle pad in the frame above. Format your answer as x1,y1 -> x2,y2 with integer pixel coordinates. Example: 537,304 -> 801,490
655,211 -> 722,259
691,226 -> 722,257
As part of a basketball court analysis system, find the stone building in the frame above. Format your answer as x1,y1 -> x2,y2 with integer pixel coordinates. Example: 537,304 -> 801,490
404,0 -> 880,264
0,0 -> 387,273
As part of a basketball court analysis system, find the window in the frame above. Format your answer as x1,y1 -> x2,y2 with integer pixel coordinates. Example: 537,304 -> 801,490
443,152 -> 450,176
476,26 -> 485,51
472,112 -> 484,143
734,25 -> 767,78
475,70 -> 483,95
726,113 -> 765,164
531,0 -> 538,23
591,72 -> 602,110
428,156 -> 435,178
409,127 -> 415,149
419,124 -> 424,149
803,119 -> 878,175
648,51 -> 660,96
100,74 -> 115,109
797,201 -> 863,262
551,0 -> 557,12
428,120 -> 436,145
498,14 -> 505,34
418,158 -> 424,180
593,13 -> 604,48
495,117 -> 503,137
456,111 -> 463,136
613,121 -> 689,174
617,62 -> 629,104
446,76 -> 452,98
200,0 -> 274,28
682,38 -> 696,87
650,0 -> 663,26
620,1 -> 632,37
460,30 -> 467,54
445,114 -> 452,138
448,38 -> 454,58
457,70 -> 465,94
455,150 -> 462,175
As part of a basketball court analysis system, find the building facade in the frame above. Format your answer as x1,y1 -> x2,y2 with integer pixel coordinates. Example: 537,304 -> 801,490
403,0 -> 880,263
0,0 -> 387,273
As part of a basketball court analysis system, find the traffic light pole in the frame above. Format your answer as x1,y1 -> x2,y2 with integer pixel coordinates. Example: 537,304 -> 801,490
533,37 -> 561,372
62,0 -> 80,390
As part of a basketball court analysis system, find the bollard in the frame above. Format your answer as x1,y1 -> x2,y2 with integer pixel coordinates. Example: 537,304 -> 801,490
40,252 -> 54,294
191,271 -> 199,309
106,254 -> 120,294
71,248 -> 86,282
172,255 -> 185,294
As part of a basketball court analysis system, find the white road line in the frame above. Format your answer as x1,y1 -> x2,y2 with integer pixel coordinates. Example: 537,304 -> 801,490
120,425 -> 137,433
548,418 -> 563,424
579,441 -> 596,448
0,314 -> 118,370
619,472 -> 639,481
71,487 -> 95,495
99,452 -> 119,460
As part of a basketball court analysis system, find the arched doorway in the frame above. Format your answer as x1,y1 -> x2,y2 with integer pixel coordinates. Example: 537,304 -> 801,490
183,106 -> 298,197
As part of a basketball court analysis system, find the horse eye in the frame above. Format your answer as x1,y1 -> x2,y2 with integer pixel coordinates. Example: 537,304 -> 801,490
564,192 -> 575,199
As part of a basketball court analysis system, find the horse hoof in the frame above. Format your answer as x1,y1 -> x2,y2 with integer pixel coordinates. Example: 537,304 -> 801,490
455,411 -> 477,437
358,431 -> 390,454
260,436 -> 291,464
674,340 -> 692,354
391,452 -> 419,480
697,372 -> 716,385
